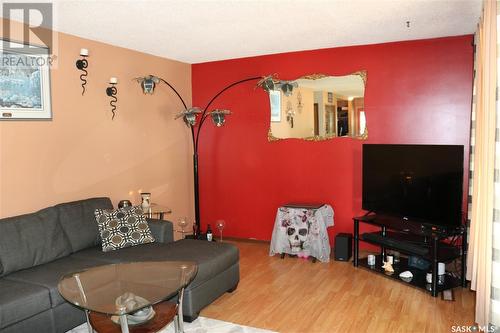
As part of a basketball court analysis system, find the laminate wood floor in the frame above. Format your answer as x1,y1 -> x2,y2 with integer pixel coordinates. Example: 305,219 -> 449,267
200,240 -> 475,333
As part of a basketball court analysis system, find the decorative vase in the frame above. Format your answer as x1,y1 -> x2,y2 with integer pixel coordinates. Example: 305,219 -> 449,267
140,192 -> 151,210
118,200 -> 132,208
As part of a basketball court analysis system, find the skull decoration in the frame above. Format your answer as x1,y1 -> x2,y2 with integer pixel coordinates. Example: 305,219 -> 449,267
287,217 -> 310,252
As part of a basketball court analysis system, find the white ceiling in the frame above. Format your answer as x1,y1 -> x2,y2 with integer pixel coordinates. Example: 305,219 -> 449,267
3,0 -> 483,64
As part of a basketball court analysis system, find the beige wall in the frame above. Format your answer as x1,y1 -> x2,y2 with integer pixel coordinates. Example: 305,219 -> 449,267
0,19 -> 194,229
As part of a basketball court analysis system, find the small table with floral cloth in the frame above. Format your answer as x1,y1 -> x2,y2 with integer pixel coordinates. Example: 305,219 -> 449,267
269,204 -> 334,263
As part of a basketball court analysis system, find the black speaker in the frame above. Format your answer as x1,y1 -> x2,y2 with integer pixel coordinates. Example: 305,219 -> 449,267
334,233 -> 352,261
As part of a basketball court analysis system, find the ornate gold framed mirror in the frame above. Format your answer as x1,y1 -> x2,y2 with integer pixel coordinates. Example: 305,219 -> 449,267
260,71 -> 367,141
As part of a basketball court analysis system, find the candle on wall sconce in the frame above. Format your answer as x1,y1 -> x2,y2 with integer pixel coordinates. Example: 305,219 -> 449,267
75,48 -> 89,95
106,77 -> 118,120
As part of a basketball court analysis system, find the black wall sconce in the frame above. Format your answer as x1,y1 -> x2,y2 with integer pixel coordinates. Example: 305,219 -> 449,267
106,77 -> 118,120
75,48 -> 89,95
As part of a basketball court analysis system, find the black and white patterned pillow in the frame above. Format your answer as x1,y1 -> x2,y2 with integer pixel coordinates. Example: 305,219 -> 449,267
94,206 -> 155,252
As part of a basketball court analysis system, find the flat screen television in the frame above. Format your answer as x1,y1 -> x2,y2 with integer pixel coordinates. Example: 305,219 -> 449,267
362,144 -> 464,228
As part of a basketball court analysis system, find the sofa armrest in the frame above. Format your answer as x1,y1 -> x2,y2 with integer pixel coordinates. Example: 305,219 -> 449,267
146,218 -> 174,243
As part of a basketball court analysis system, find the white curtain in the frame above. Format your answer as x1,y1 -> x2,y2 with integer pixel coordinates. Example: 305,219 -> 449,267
491,0 -> 500,327
467,0 -> 498,328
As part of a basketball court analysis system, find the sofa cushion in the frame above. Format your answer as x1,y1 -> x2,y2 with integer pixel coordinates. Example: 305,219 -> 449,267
94,206 -> 155,252
146,219 -> 174,244
0,279 -> 51,329
0,206 -> 72,277
71,240 -> 239,289
56,197 -> 114,252
4,257 -> 107,308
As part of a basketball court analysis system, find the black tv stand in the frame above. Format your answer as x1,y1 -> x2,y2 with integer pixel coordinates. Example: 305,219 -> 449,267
353,214 -> 467,297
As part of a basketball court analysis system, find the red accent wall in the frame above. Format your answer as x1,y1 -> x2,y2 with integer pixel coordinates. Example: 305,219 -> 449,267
192,36 -> 473,243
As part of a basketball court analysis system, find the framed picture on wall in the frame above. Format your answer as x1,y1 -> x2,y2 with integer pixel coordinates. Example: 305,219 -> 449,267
0,40 -> 52,120
327,92 -> 333,103
269,90 -> 281,122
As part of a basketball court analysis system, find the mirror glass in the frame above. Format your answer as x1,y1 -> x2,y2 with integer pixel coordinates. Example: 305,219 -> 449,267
266,72 -> 367,141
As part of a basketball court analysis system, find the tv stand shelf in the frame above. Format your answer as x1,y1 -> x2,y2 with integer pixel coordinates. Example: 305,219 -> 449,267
357,256 -> 463,293
353,214 -> 467,297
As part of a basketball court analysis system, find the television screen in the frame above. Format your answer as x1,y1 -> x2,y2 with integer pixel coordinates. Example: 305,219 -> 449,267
362,144 -> 464,228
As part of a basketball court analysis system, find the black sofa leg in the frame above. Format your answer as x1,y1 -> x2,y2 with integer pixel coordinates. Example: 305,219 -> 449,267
227,283 -> 239,293
183,312 -> 199,322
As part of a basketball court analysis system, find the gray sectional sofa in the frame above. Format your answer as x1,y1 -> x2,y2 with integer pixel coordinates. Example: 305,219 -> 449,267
0,197 -> 239,333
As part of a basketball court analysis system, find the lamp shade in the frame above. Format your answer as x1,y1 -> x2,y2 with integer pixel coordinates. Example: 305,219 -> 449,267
210,109 -> 231,127
134,75 -> 160,94
280,81 -> 298,96
175,107 -> 202,127
142,78 -> 156,94
257,75 -> 277,92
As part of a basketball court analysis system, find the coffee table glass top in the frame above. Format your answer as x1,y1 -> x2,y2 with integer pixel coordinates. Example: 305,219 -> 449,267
58,261 -> 197,316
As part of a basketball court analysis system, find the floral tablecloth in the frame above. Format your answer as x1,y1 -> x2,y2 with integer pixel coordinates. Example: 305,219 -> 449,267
269,204 -> 334,263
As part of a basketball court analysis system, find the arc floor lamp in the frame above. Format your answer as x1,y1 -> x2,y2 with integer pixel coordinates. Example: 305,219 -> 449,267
134,74 -> 290,234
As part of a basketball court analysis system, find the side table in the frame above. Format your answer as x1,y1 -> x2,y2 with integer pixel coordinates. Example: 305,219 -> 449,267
143,203 -> 172,220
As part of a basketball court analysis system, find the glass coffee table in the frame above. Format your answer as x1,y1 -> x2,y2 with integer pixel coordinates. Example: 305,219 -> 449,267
58,261 -> 197,333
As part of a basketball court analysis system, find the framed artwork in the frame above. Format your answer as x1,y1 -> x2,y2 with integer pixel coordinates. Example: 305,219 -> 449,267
0,40 -> 52,120
327,92 -> 333,103
269,90 -> 281,122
